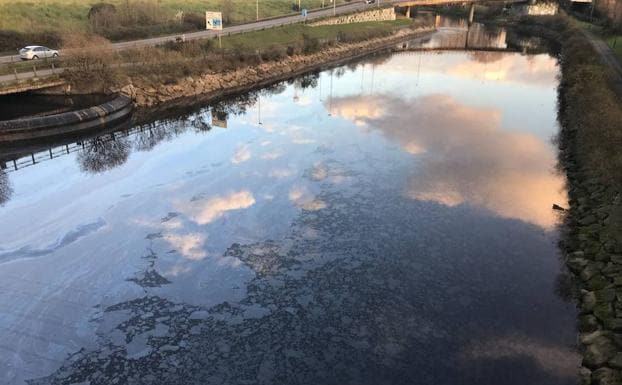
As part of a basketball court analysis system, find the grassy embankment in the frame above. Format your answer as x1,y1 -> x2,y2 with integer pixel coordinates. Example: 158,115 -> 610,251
1,19 -> 412,75
0,0 -> 348,53
58,17 -> 422,91
514,13 -> 622,384
218,19 -> 414,49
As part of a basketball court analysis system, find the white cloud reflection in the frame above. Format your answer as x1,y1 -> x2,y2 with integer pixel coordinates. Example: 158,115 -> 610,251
384,51 -> 558,88
269,168 -> 293,179
232,144 -> 251,164
261,150 -> 284,160
181,190 -> 256,225
164,233 -> 207,260
329,94 -> 566,228
462,336 -> 580,380
288,185 -> 327,211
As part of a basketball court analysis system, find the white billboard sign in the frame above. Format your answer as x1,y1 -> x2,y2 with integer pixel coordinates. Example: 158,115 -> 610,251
206,11 -> 223,30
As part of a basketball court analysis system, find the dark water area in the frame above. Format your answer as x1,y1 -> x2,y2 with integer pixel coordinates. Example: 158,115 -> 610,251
0,93 -> 115,121
0,35 -> 577,385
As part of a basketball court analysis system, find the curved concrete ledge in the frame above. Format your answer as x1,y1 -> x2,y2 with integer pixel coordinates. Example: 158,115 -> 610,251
0,94 -> 133,143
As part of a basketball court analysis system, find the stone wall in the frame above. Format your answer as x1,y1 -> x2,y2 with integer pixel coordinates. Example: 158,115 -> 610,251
308,8 -> 396,27
126,27 -> 434,109
511,2 -> 559,16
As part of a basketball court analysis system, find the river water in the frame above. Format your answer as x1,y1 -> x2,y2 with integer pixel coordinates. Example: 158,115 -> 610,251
0,32 -> 577,385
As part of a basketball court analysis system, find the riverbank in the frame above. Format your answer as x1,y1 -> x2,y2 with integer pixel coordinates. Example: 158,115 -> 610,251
117,25 -> 435,110
515,13 -> 622,385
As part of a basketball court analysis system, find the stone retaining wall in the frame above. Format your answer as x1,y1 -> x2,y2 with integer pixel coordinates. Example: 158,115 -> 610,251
308,7 -> 396,26
125,27 -> 434,109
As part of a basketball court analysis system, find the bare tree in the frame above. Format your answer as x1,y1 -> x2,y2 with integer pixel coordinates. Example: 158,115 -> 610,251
77,136 -> 130,173
61,33 -> 122,92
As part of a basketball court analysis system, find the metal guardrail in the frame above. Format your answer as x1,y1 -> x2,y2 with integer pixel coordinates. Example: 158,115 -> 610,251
0,60 -> 62,86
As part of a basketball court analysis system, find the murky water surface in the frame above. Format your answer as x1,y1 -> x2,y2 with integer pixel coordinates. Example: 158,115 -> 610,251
0,43 -> 577,384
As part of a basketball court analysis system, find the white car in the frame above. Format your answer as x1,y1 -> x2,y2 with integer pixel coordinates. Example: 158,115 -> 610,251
19,46 -> 59,60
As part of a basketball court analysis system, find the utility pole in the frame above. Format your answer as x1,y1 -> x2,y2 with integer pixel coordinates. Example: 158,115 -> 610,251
258,94 -> 262,125
256,0 -> 259,21
333,0 -> 336,16
328,70 -> 334,116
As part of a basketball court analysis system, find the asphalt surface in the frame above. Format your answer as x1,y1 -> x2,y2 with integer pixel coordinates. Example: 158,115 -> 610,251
580,28 -> 622,97
0,1 -> 378,65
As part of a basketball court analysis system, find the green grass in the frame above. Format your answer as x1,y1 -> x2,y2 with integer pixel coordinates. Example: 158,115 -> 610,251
219,19 -> 414,49
0,0 -> 348,33
605,35 -> 622,62
575,18 -> 622,63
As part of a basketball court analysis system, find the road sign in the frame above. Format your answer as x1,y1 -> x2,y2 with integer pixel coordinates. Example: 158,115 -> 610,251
205,11 -> 223,30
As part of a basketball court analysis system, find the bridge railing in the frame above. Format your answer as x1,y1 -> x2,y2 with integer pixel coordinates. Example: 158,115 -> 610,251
2,122 -> 160,174
0,59 -> 62,86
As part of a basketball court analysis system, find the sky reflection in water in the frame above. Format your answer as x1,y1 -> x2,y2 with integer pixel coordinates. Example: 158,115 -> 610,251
0,50 -> 576,385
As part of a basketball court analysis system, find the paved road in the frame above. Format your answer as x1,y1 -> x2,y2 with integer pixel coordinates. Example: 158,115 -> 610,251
0,1 -> 378,64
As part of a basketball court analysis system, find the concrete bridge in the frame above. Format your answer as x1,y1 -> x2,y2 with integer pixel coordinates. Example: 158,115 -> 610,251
394,0 -> 528,22
0,78 -> 65,96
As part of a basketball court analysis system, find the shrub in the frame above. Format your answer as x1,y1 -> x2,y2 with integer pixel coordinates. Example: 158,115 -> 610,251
61,33 -> 122,92
286,45 -> 298,56
183,12 -> 205,30
302,33 -> 320,53
260,45 -> 287,61
88,3 -> 117,31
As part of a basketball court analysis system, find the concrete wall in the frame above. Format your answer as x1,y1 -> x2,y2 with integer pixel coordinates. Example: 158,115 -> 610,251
511,2 -> 559,16
0,94 -> 133,142
309,7 -> 396,27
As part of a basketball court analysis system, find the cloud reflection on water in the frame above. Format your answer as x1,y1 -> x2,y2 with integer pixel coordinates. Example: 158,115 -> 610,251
289,185 -> 327,211
179,190 -> 256,226
164,233 -> 207,260
385,51 -> 558,88
462,336 -> 580,380
232,144 -> 251,164
329,94 -> 565,228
